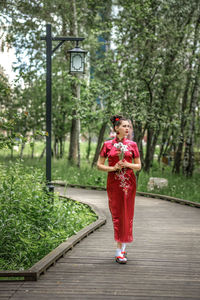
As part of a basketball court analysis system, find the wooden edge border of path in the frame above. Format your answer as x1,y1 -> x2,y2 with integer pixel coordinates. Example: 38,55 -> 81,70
1,181 -> 199,282
0,194 -> 106,282
53,180 -> 200,209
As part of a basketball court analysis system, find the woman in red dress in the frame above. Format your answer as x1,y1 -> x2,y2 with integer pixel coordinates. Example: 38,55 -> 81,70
97,115 -> 141,264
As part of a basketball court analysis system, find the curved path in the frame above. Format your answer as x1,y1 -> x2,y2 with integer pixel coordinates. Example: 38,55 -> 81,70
1,187 -> 200,300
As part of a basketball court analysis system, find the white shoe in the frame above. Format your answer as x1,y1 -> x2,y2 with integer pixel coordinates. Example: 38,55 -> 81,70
115,253 -> 127,264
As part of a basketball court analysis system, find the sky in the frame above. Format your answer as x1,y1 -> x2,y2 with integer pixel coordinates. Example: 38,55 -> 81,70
0,47 -> 16,83
0,3 -> 120,85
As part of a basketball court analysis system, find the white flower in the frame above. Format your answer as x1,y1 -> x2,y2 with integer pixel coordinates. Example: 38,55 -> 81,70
114,143 -> 120,148
114,143 -> 128,153
121,145 -> 128,152
114,142 -> 124,148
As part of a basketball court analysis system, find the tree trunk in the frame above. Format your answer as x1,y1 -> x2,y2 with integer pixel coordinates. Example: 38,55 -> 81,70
20,142 -> 25,160
77,117 -> 81,168
10,146 -> 13,159
31,140 -> 35,159
68,116 -> 78,164
173,13 -> 200,174
39,146 -> 46,160
173,139 -> 184,173
132,120 -> 145,165
59,137 -> 64,158
87,132 -> 92,161
92,122 -> 107,168
54,137 -> 59,159
173,72 -> 191,173
68,0 -> 81,166
68,75 -> 81,165
158,127 -> 170,163
143,128 -> 159,172
183,61 -> 200,176
158,135 -> 166,164
76,82 -> 81,168
143,127 -> 153,172
62,139 -> 66,157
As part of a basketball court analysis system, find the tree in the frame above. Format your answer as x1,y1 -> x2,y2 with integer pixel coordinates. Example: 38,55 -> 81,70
1,0 -> 113,164
113,0 -> 200,173
1,0 -> 200,176
173,8 -> 200,174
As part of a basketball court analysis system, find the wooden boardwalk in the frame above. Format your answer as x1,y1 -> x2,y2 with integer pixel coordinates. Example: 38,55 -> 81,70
1,187 -> 200,300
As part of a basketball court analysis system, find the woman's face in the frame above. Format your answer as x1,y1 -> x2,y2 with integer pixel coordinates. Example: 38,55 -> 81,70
115,120 -> 130,137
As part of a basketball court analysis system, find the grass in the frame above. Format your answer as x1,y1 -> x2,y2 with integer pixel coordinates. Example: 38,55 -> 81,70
137,163 -> 200,203
53,160 -> 200,203
0,140 -> 200,203
0,159 -> 97,271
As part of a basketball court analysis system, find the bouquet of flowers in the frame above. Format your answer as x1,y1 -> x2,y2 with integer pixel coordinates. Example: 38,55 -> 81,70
114,142 -> 128,160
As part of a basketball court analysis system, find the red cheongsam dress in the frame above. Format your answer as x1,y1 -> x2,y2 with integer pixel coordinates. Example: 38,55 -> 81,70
100,137 -> 140,243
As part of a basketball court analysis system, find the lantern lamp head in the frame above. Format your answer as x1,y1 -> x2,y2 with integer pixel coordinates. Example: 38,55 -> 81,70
68,43 -> 87,74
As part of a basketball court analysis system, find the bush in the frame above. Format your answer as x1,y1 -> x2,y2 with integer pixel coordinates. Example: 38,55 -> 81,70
51,158 -> 200,203
0,162 -> 97,270
137,163 -> 200,203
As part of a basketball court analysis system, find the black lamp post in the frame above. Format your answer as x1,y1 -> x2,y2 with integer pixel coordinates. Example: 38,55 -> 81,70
41,24 -> 87,192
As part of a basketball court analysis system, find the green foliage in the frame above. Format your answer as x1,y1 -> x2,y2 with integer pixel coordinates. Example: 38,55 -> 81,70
53,158 -> 107,187
113,0 -> 200,174
0,162 -> 97,270
1,0 -> 200,174
0,68 -> 11,102
10,151 -> 198,203
0,111 -> 47,151
1,140 -> 199,203
0,112 -> 28,150
53,160 -> 200,203
137,162 -> 200,203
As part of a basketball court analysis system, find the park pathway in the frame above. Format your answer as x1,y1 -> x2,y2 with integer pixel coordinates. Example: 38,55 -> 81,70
1,187 -> 200,300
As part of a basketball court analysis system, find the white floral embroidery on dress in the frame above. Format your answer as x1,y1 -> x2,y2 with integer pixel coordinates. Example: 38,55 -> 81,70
114,142 -> 130,193
115,169 -> 130,194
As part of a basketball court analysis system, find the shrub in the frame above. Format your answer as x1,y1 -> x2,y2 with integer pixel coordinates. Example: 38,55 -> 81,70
0,162 -> 97,270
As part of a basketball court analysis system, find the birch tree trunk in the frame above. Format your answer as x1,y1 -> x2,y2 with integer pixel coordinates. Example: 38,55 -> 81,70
173,12 -> 200,174
20,142 -> 25,160
92,122 -> 107,168
183,61 -> 200,176
68,0 -> 81,166
143,128 -> 159,172
87,131 -> 92,161
133,120 -> 145,165
76,80 -> 81,168
31,141 -> 35,159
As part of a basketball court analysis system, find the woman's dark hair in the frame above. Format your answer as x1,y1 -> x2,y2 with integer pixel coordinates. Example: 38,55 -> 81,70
110,114 -> 127,131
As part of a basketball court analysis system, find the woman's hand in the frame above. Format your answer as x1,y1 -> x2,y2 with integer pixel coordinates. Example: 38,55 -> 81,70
118,159 -> 130,168
118,158 -> 142,171
113,162 -> 123,171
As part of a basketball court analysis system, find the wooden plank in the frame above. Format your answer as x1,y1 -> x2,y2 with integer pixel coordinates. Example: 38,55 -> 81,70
2,187 -> 200,299
52,180 -> 200,208
28,295 -> 194,298
0,194 -> 106,282
0,270 -> 37,281
8,289 -> 200,298
136,191 -> 200,208
29,202 -> 106,278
